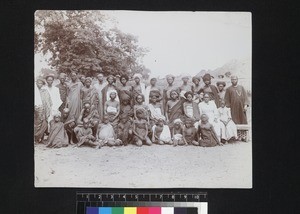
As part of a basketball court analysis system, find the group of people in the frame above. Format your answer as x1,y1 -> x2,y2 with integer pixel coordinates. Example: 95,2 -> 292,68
34,71 -> 249,149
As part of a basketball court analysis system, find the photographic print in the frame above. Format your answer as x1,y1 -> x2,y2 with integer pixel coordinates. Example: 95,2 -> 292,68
34,11 -> 252,188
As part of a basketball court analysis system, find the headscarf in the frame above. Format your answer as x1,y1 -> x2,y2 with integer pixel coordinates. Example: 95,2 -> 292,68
216,81 -> 226,87
166,74 -> 175,80
192,76 -> 201,83
133,73 -> 143,81
59,72 -> 67,79
85,77 -> 92,83
52,110 -> 61,118
109,89 -> 118,96
173,118 -> 183,124
181,75 -> 189,80
36,77 -> 45,84
45,73 -> 55,80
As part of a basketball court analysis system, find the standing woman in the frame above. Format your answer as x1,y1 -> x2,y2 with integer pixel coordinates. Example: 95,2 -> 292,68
44,74 -> 63,121
34,78 -> 52,143
191,76 -> 203,104
102,75 -> 119,110
201,73 -> 220,107
118,74 -> 133,106
163,74 -> 178,115
132,73 -> 146,105
216,81 -> 226,102
66,71 -> 83,122
93,73 -> 107,120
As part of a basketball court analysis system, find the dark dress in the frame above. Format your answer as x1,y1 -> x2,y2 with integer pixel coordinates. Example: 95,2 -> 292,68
198,122 -> 220,147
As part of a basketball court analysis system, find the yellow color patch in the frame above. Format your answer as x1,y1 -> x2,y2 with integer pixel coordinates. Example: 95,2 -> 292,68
124,207 -> 137,214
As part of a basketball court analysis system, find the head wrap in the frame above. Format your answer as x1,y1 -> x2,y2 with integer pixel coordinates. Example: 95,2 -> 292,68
85,77 -> 92,83
107,75 -> 116,83
63,108 -> 70,113
231,75 -> 238,79
150,77 -> 157,81
185,117 -> 195,123
192,76 -> 201,83
173,118 -> 183,124
53,111 -> 61,118
45,73 -> 55,80
36,77 -> 45,84
181,75 -> 189,80
59,72 -> 67,79
133,73 -> 143,80
216,81 -> 226,87
97,73 -> 104,78
166,74 -> 175,80
109,89 -> 118,96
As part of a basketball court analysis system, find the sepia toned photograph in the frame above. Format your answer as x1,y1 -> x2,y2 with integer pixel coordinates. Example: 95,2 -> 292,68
34,11 -> 252,188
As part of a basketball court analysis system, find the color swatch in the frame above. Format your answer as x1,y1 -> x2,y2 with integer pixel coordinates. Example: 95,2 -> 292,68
86,207 -> 206,214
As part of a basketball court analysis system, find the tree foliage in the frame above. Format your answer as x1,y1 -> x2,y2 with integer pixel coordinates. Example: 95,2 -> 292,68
35,10 -> 149,77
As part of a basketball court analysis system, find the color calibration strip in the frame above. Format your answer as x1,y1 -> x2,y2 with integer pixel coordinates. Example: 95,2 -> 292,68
76,192 -> 208,214
86,206 -> 207,214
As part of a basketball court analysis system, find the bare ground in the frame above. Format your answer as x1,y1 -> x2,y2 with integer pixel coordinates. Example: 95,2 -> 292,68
34,142 -> 252,188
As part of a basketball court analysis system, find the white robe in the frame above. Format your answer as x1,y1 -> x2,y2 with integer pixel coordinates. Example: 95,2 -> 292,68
218,107 -> 238,140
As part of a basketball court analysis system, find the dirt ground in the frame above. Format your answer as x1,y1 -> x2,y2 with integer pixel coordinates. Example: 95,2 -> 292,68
34,141 -> 252,188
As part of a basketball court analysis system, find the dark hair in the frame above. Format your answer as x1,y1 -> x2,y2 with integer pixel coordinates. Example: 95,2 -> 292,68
120,75 -> 129,81
135,94 -> 145,102
184,91 -> 194,98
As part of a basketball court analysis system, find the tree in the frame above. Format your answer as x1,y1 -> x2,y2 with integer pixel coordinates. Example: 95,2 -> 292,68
35,10 -> 150,77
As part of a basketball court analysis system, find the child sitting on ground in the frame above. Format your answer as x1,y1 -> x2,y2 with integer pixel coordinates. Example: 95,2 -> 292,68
183,117 -> 199,146
117,114 -> 132,146
132,108 -> 152,146
76,118 -> 99,148
96,115 -> 122,147
151,116 -> 172,145
172,118 -> 185,146
198,114 -> 222,147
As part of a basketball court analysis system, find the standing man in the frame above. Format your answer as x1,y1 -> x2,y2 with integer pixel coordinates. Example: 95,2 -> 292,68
45,74 -> 62,121
93,73 -> 107,120
56,72 -> 69,114
224,75 -> 249,125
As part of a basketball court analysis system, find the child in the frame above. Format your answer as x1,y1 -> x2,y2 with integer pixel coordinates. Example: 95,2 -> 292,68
119,97 -> 133,119
46,111 -> 69,148
183,91 -> 200,122
218,100 -> 238,143
117,114 -> 132,146
133,94 -> 149,122
152,117 -> 172,145
183,117 -> 199,146
104,90 -> 120,133
172,118 -> 185,146
96,115 -> 122,147
61,108 -> 77,144
198,114 -> 221,147
76,118 -> 99,148
132,108 -> 152,146
80,77 -> 98,107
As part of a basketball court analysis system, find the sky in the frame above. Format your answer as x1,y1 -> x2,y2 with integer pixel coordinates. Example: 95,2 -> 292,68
35,11 -> 251,78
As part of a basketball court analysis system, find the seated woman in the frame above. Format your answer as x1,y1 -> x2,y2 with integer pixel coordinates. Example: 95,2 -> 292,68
218,100 -> 238,143
96,115 -> 122,147
76,118 -> 100,149
152,116 -> 172,145
76,102 -> 100,137
104,90 -> 120,134
172,118 -> 185,146
46,111 -> 69,148
198,114 -> 222,147
148,92 -> 164,127
132,108 -> 152,146
198,93 -> 226,142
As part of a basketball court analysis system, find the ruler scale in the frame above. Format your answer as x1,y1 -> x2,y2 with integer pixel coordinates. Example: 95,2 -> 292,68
76,192 -> 208,214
